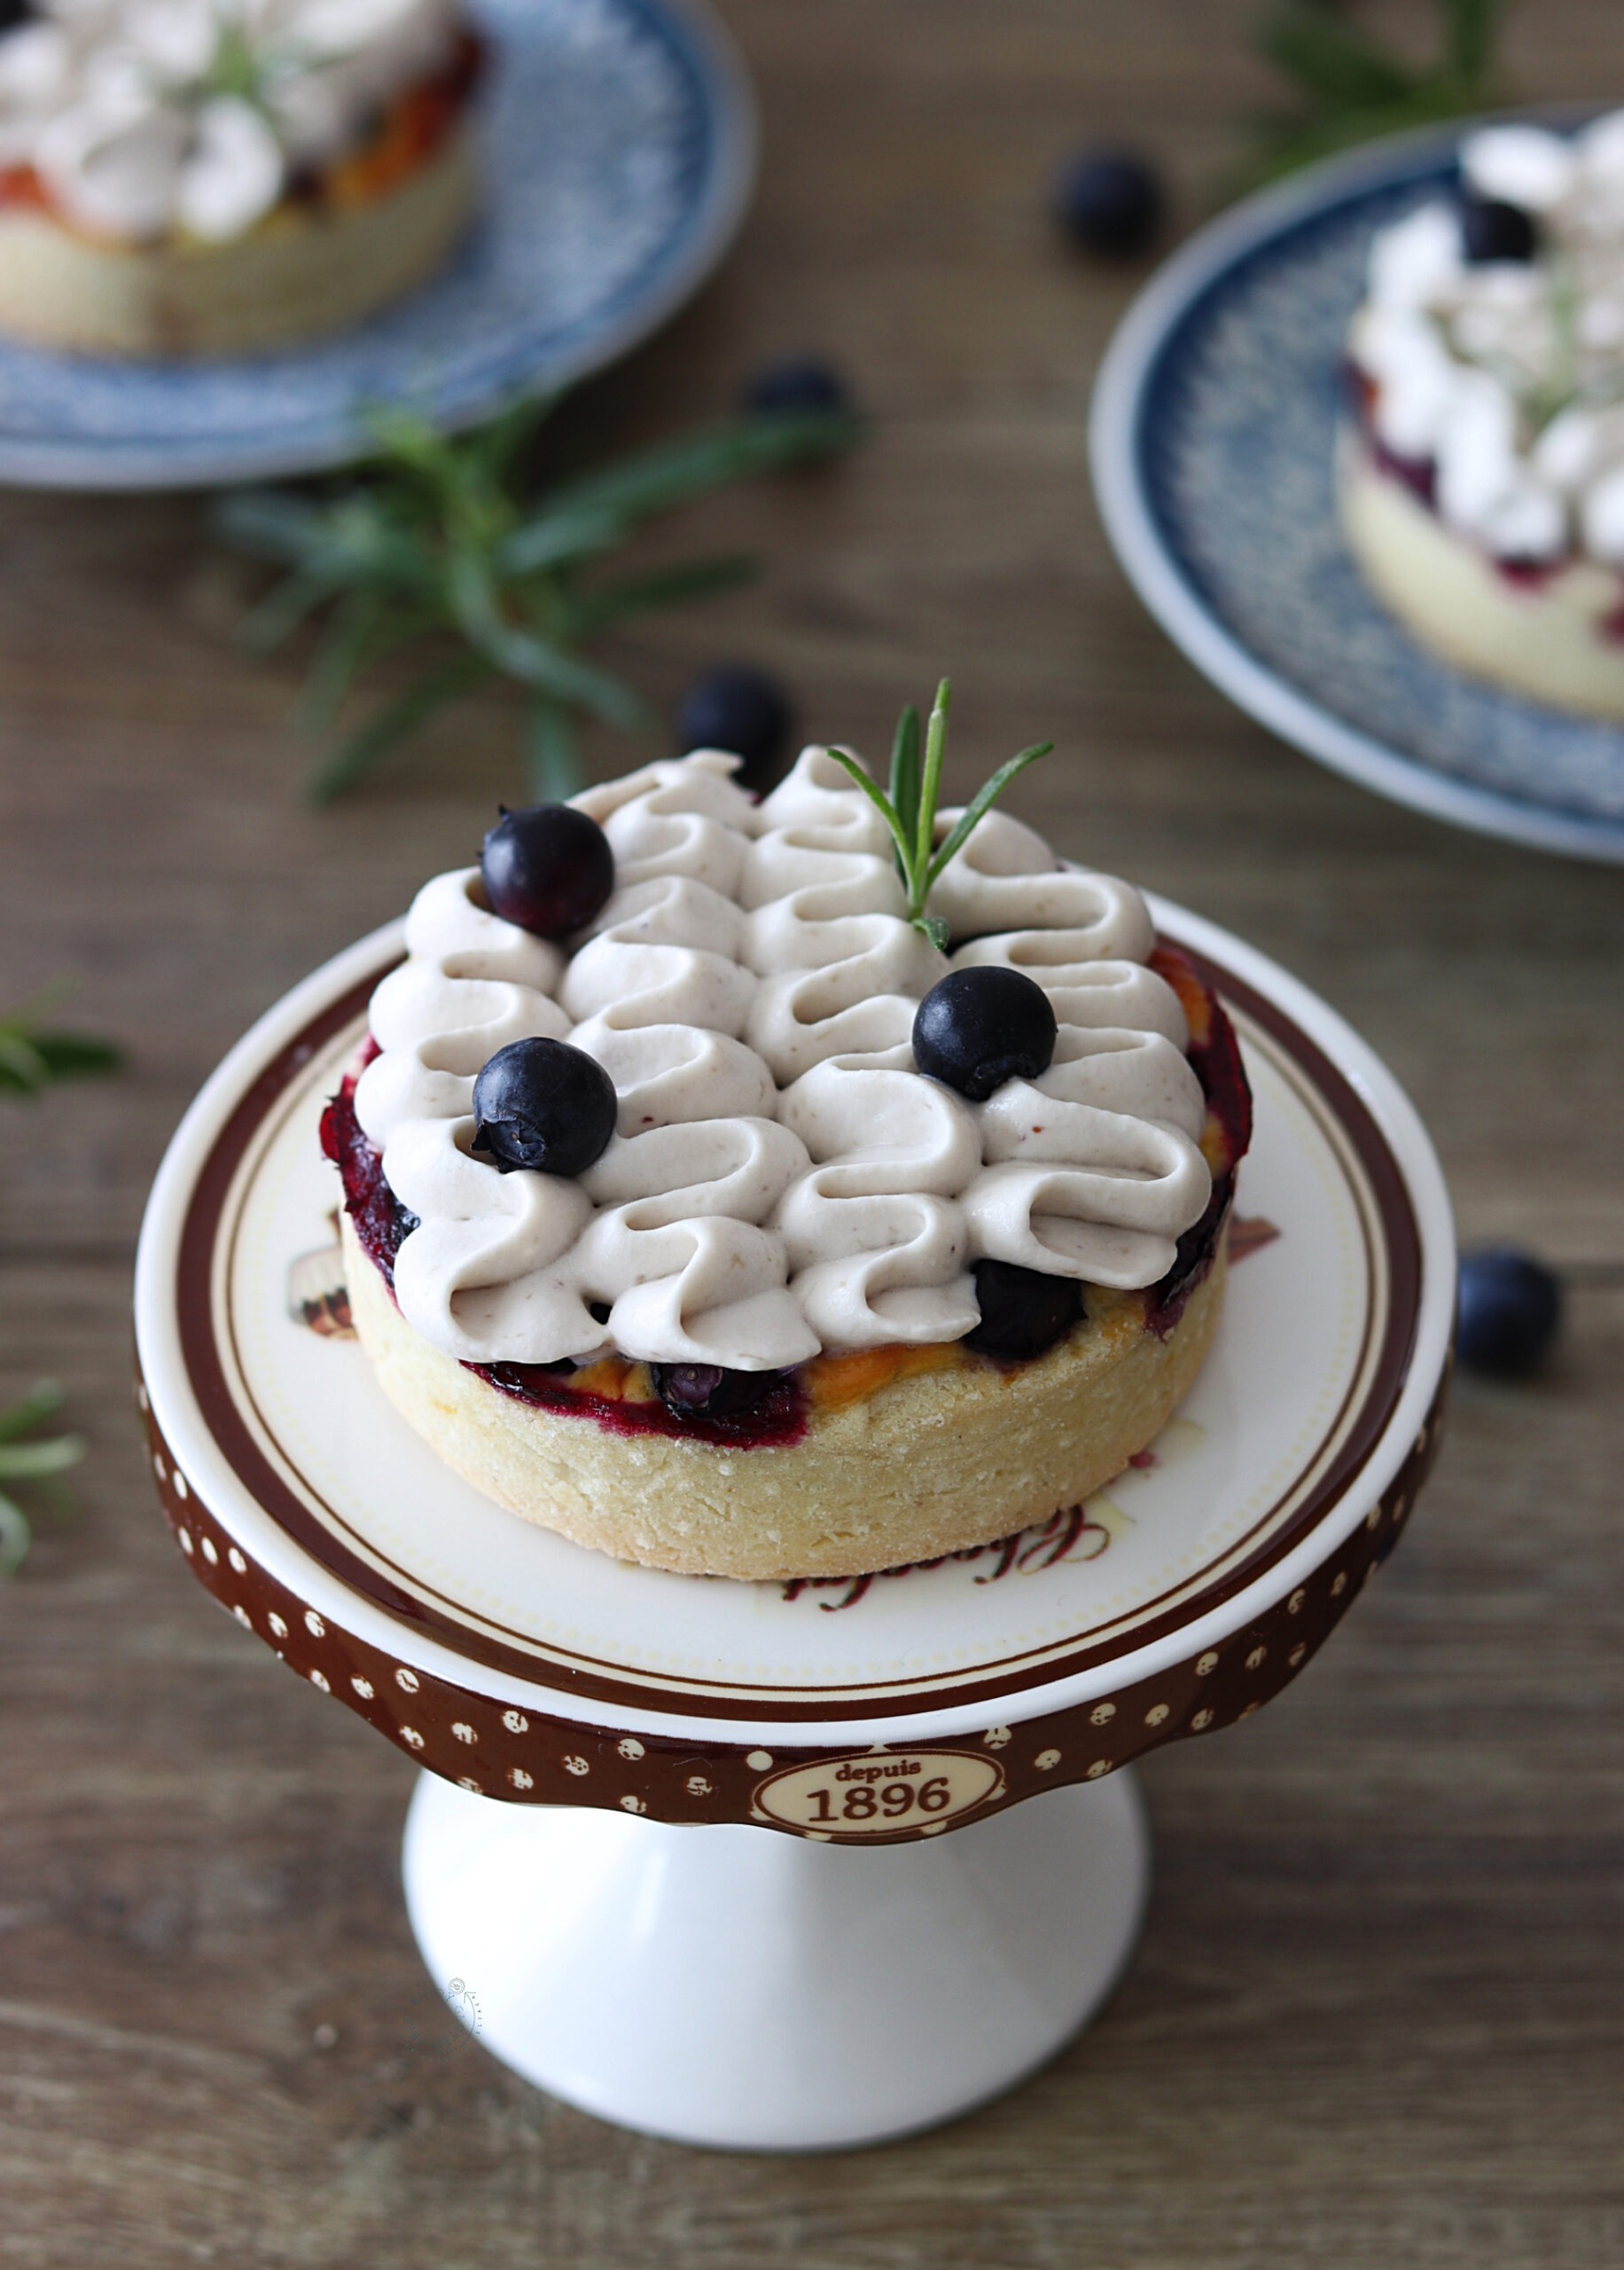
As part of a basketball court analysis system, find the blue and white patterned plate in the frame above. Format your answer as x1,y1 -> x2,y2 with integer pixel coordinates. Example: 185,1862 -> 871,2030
1090,122 -> 1624,865
0,0 -> 754,490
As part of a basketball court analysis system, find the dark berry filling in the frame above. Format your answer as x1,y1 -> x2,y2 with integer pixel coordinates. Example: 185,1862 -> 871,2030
324,951 -> 1252,1439
322,1076 -> 806,1448
963,1260 -> 1083,1361
319,1066 -> 416,1293
1344,352 -> 1613,591
1144,1171 -> 1234,1338
483,1359 -> 807,1449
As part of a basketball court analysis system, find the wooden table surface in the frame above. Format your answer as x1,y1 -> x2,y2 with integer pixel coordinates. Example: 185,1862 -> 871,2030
4,4 -> 1623,2264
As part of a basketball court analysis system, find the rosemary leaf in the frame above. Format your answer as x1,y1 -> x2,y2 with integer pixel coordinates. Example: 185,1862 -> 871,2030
527,695 -> 581,802
297,589 -> 394,730
1444,0 -> 1504,83
1239,0 -> 1511,187
0,1492 -> 29,1578
497,507 -> 627,578
0,1027 -> 121,1094
915,681 -> 952,885
446,555 -> 648,727
303,653 -> 496,803
0,1435 -> 86,1481
888,704 -> 922,853
238,565 -> 354,656
926,742 -> 1056,889
821,746 -> 909,850
0,1033 -> 47,1092
215,487 -> 331,564
465,391 -> 558,489
538,410 -> 859,532
0,1383 -> 65,1443
569,553 -> 757,637
1254,5 -> 1415,108
27,1032 -> 122,1081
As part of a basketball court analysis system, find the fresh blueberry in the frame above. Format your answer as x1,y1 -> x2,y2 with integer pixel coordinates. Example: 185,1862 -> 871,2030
1052,150 -> 1162,257
471,1037 -> 617,1177
1460,190 -> 1538,264
964,1260 -> 1083,1361
742,356 -> 853,418
651,1362 -> 784,1422
912,967 -> 1058,1101
675,664 -> 793,792
1456,1247 -> 1561,1378
480,803 -> 614,940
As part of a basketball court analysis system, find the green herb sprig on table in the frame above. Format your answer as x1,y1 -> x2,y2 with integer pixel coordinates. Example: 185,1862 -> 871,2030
0,992 -> 121,1096
1242,0 -> 1510,186
822,680 -> 1053,950
0,1384 -> 84,1577
218,394 -> 861,805
1,995 -> 119,1574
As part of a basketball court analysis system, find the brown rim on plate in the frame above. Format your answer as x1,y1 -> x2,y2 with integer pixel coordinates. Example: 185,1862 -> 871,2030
159,929 -> 1426,1724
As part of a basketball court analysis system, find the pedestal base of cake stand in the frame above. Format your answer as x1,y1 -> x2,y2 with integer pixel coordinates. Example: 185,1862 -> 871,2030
402,1766 -> 1150,2152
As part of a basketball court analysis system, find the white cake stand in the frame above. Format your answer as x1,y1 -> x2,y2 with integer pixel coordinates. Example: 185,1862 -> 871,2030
133,901 -> 1453,2151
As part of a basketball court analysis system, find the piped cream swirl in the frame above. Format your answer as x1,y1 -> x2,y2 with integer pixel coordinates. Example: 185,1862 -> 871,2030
352,748 -> 1217,1368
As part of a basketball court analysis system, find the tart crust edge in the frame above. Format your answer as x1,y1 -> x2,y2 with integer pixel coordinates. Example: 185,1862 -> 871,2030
340,1208 -> 1230,1582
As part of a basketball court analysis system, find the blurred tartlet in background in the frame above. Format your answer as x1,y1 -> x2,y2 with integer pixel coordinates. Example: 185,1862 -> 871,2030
1342,112 -> 1624,719
0,0 -> 480,357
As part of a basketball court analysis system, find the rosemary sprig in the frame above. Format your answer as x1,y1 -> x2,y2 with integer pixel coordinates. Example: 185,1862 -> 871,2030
218,392 -> 861,804
1238,0 -> 1511,188
0,1383 -> 84,1578
1,992 -> 117,1573
822,680 -> 1053,950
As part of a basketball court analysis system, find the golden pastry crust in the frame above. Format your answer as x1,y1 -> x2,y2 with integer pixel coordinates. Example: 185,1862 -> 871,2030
1339,427 -> 1624,719
0,127 -> 474,358
341,1209 -> 1229,1582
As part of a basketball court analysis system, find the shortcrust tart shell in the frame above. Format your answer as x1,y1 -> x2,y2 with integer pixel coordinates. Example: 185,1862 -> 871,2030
340,1207 -> 1230,1583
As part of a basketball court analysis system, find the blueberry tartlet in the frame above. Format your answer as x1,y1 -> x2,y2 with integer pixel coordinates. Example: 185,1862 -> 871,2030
1342,112 -> 1624,716
0,0 -> 479,357
324,710 -> 1251,1581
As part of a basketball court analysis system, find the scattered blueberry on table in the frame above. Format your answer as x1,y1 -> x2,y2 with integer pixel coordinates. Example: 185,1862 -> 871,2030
472,1037 -> 617,1177
1456,1247 -> 1562,1378
912,967 -> 1058,1101
481,803 -> 614,938
1459,189 -> 1538,265
742,356 -> 854,418
1051,149 -> 1162,256
675,664 -> 793,792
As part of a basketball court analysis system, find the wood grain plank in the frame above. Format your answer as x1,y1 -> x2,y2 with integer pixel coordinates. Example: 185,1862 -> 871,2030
2,1 -> 1622,2261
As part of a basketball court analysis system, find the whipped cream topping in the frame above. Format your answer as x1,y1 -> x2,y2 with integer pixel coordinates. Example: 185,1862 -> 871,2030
352,749 -> 1214,1371
1350,112 -> 1624,562
0,0 -> 459,245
